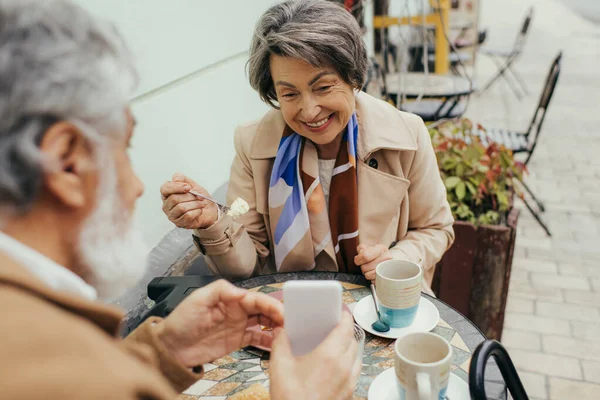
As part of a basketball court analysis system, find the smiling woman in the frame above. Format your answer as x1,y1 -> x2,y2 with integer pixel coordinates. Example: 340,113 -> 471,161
160,0 -> 455,293
269,57 -> 355,158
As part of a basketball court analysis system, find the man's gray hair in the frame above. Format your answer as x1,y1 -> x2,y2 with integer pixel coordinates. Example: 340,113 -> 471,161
0,0 -> 137,215
248,0 -> 367,108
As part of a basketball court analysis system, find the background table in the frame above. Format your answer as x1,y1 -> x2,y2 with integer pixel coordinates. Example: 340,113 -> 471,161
383,72 -> 474,121
180,272 -> 506,400
385,72 -> 473,99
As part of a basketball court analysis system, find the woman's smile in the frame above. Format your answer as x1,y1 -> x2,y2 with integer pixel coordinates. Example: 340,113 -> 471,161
302,113 -> 335,133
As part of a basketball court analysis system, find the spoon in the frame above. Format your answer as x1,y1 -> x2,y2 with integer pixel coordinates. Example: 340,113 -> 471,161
370,284 -> 390,333
189,189 -> 231,215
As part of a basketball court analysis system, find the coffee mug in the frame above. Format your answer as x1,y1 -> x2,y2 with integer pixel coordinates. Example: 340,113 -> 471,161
394,332 -> 452,400
375,260 -> 422,328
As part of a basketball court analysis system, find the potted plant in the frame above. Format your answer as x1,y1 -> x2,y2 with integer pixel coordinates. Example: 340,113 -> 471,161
428,118 -> 525,340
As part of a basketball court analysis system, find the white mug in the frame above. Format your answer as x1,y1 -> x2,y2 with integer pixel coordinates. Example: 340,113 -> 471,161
394,332 -> 452,400
376,260 -> 423,328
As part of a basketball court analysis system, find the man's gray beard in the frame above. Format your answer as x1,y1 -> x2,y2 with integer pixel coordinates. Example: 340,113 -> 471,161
77,152 -> 148,301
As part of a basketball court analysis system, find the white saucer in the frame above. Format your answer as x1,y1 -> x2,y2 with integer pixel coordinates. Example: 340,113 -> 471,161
353,295 -> 439,339
368,368 -> 470,400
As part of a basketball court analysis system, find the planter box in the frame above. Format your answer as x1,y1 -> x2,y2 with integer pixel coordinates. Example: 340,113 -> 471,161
432,208 -> 520,340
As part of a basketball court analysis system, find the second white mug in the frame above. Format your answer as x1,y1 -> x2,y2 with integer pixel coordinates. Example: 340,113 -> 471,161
394,332 -> 453,400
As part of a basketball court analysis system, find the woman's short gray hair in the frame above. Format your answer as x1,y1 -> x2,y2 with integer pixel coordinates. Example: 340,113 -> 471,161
248,0 -> 368,108
0,0 -> 137,215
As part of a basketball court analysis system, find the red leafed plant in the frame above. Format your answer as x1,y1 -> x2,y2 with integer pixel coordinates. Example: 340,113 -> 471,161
428,118 -> 527,225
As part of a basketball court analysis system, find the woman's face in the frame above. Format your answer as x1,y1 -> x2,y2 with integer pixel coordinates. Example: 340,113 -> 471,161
270,55 -> 355,145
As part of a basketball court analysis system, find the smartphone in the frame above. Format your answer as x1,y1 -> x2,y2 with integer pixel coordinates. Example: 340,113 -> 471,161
283,280 -> 343,356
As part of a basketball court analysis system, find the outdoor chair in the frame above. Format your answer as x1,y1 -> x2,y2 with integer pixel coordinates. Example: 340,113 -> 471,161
476,51 -> 563,236
470,340 -> 530,400
479,7 -> 534,99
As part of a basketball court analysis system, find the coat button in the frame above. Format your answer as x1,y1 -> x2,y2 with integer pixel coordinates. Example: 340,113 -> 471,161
368,158 -> 378,169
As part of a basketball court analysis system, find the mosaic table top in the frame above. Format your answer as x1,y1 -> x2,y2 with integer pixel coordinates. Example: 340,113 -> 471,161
180,279 -> 486,400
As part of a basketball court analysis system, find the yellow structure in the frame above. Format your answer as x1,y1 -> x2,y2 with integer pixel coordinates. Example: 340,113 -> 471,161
372,0 -> 450,74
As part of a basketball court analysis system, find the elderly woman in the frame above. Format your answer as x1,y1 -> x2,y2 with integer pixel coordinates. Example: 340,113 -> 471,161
161,0 -> 454,291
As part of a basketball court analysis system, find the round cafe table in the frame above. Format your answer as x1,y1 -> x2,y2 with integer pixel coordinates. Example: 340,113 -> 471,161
383,72 -> 475,122
180,272 -> 507,400
385,72 -> 473,99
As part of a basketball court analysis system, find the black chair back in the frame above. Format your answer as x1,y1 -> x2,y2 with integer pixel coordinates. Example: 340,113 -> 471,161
469,340 -> 529,400
524,51 -> 562,164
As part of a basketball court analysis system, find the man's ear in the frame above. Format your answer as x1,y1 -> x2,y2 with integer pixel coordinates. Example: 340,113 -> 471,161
39,122 -> 97,210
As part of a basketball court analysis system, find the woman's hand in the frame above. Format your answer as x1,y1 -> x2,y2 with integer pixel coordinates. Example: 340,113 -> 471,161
160,173 -> 218,229
354,244 -> 393,282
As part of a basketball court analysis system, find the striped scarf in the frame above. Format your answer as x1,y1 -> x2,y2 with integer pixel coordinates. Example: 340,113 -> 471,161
268,113 -> 360,273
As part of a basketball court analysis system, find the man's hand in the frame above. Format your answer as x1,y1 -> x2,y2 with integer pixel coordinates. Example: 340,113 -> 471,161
354,244 -> 393,282
269,312 -> 361,400
156,280 -> 284,368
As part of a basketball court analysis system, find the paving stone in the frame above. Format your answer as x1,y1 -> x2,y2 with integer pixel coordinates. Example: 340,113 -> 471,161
571,321 -> 600,342
513,246 -> 527,259
501,329 -> 541,351
569,216 -> 599,234
549,377 -> 600,400
558,264 -> 600,277
543,335 -> 600,362
517,237 -> 553,251
536,301 -> 600,322
510,268 -> 530,284
508,350 -> 581,380
563,290 -> 600,306
506,297 -> 534,314
531,273 -> 590,291
581,252 -> 600,262
504,313 -> 571,336
508,281 -> 564,303
528,248 -> 583,264
546,202 -> 591,213
582,360 -> 600,385
513,259 -> 558,274
518,371 -> 548,399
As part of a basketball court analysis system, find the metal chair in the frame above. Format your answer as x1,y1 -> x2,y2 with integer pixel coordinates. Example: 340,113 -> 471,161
476,51 -> 563,236
470,340 -> 529,400
479,7 -> 534,99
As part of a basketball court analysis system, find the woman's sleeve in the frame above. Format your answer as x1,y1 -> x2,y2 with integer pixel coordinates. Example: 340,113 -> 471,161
192,126 -> 271,280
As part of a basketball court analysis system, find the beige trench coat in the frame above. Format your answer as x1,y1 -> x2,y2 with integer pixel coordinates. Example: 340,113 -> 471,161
194,92 -> 454,287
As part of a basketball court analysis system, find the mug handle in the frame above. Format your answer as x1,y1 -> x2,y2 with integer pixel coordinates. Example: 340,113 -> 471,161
416,372 -> 431,400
